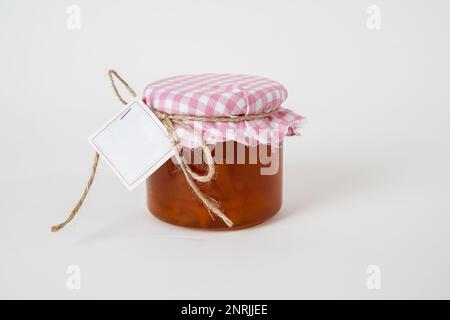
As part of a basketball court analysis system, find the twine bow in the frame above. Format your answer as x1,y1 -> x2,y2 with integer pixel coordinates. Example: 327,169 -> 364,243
51,70 -> 281,232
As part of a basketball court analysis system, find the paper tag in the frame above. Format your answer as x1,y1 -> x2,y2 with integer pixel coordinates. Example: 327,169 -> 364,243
89,98 -> 175,190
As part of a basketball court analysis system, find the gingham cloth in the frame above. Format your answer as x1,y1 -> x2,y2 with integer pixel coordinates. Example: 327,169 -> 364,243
143,74 -> 303,148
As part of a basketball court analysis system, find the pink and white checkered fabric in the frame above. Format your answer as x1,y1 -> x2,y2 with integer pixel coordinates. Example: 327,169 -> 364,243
143,74 -> 303,148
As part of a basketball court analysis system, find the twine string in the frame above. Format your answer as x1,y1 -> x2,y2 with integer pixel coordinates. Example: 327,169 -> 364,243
52,70 -> 281,232
51,152 -> 100,232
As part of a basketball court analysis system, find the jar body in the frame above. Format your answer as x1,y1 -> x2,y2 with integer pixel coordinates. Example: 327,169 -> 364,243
146,141 -> 282,230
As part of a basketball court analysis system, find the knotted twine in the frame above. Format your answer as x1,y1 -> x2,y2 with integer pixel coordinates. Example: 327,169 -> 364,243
51,70 -> 281,232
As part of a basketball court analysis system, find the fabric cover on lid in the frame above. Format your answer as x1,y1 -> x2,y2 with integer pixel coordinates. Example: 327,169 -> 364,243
143,74 -> 303,147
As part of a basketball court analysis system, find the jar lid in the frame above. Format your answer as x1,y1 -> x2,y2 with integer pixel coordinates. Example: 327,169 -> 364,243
143,74 -> 303,147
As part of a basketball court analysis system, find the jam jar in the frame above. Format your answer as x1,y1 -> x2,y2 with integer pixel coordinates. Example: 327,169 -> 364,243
143,74 -> 302,230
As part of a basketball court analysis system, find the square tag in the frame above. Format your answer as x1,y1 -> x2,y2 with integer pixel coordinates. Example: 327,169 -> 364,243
89,98 -> 174,190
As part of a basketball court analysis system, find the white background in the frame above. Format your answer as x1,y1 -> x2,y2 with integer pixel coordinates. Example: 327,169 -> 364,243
1,0 -> 449,299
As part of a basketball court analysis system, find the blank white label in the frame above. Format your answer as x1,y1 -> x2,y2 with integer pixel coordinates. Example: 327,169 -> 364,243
89,98 -> 174,190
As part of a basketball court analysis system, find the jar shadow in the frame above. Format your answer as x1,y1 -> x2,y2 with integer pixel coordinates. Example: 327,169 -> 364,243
263,157 -> 389,226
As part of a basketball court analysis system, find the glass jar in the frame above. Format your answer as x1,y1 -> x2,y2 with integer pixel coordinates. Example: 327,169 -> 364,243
143,73 -> 302,230
146,141 -> 282,229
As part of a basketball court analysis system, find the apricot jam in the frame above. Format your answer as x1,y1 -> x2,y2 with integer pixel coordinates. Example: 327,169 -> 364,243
146,141 -> 282,229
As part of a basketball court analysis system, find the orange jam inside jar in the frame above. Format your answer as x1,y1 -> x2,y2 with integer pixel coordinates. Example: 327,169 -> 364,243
146,141 -> 283,229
